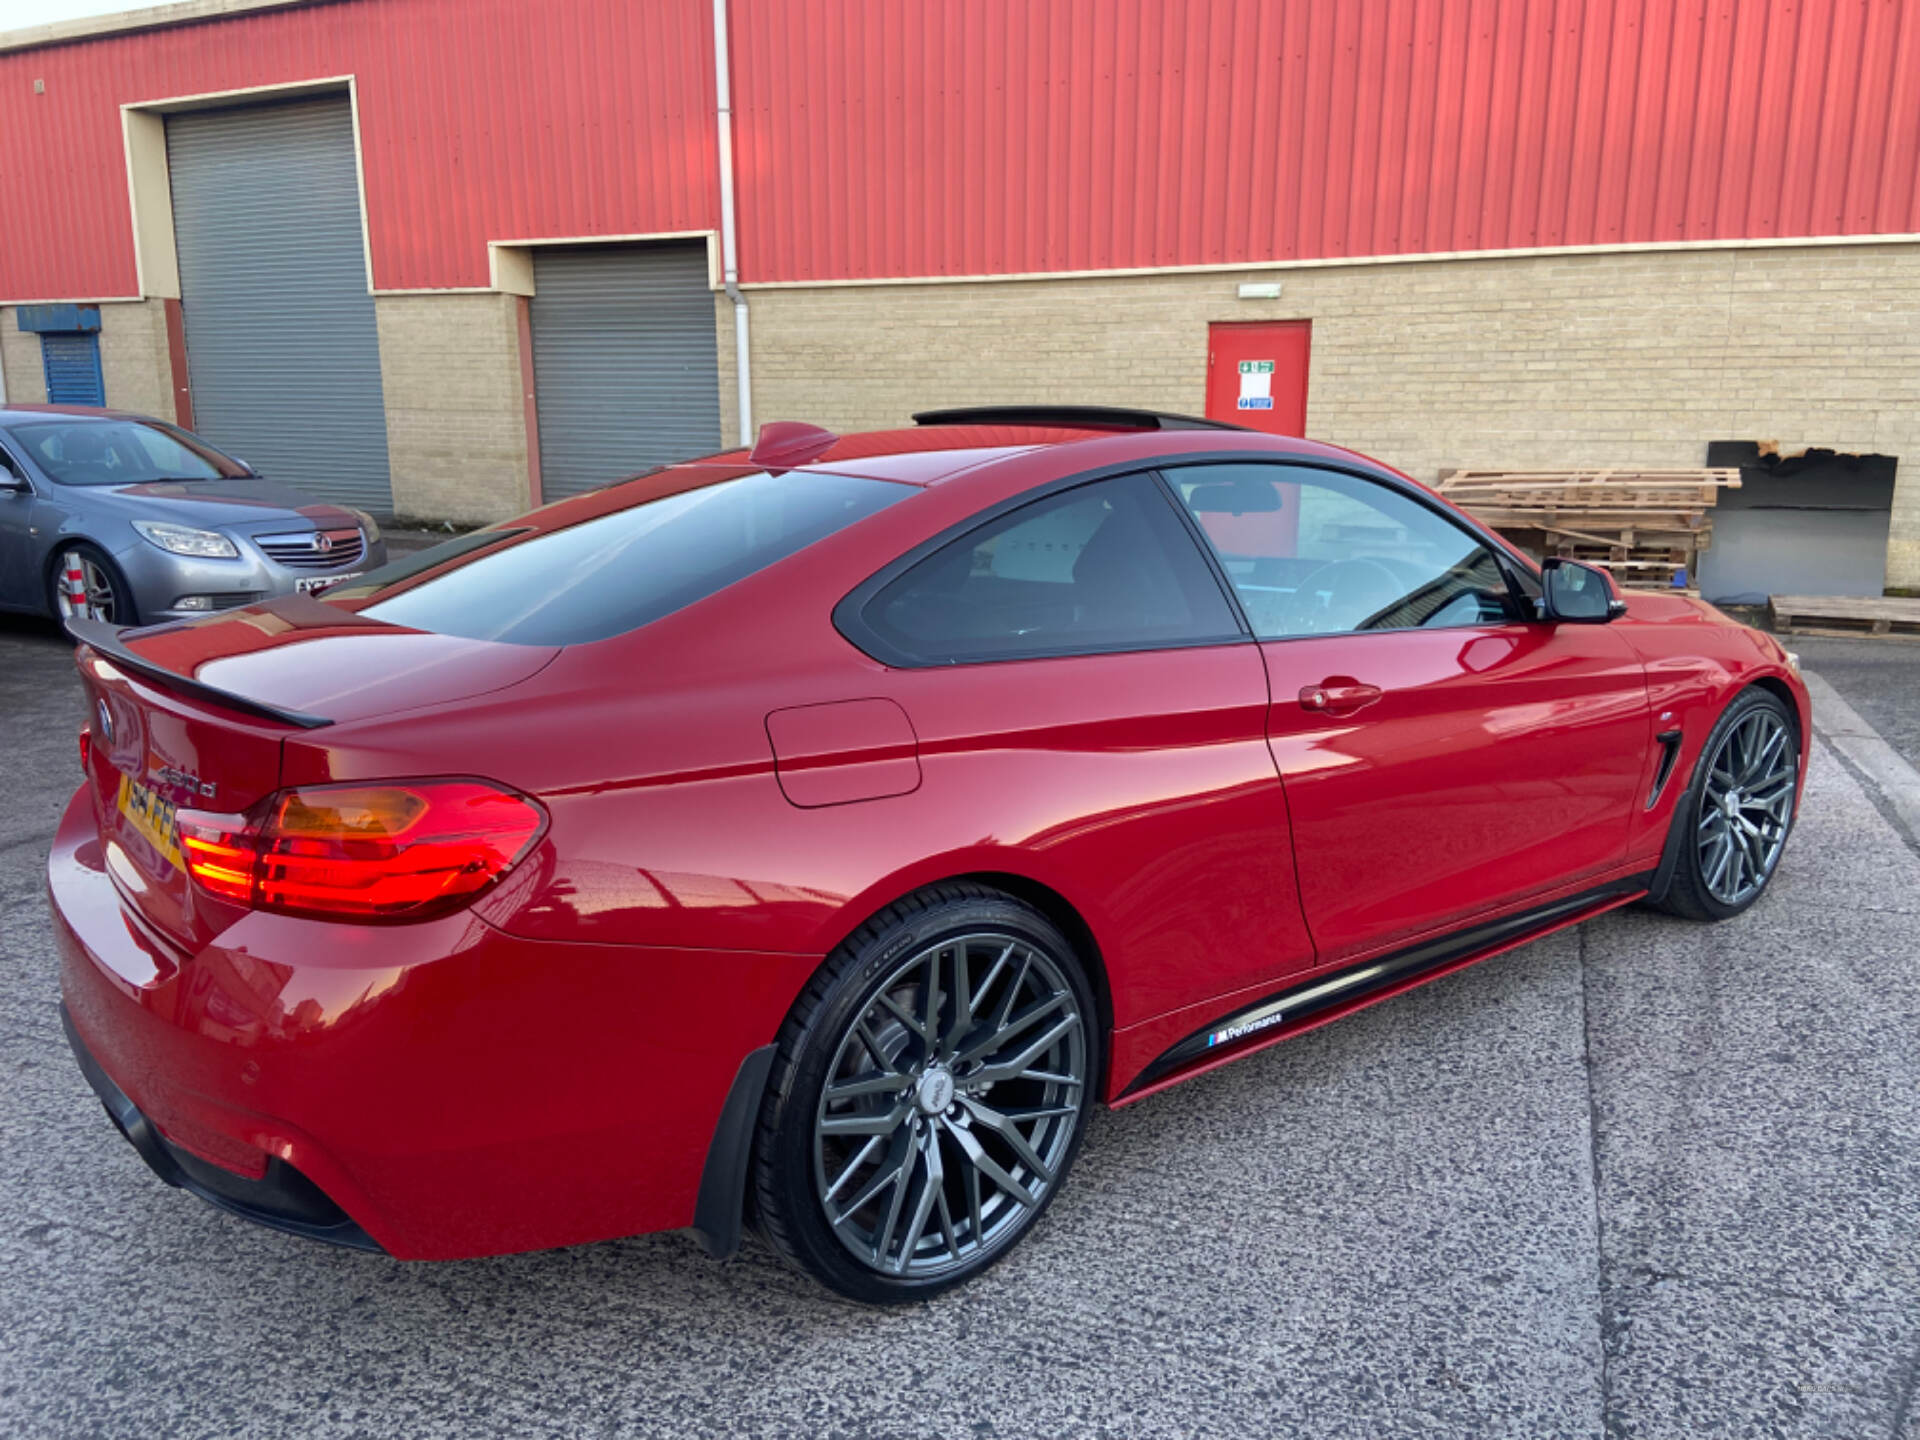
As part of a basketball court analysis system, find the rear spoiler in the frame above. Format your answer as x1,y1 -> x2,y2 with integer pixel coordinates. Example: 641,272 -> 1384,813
66,615 -> 334,730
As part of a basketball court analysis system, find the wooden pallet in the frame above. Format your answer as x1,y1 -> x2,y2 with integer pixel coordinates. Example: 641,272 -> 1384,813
1437,468 -> 1743,501
1768,594 -> 1920,639
1436,468 -> 1740,592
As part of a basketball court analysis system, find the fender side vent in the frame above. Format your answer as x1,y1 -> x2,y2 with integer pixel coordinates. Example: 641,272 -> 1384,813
1647,728 -> 1684,809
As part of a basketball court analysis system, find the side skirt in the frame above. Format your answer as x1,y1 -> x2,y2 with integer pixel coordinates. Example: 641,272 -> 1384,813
1117,873 -> 1652,1100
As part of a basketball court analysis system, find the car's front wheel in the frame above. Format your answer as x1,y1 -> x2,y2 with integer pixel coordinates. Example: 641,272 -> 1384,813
753,883 -> 1099,1302
1653,686 -> 1800,921
47,544 -> 135,626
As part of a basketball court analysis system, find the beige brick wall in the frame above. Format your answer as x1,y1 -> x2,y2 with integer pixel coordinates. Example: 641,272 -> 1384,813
0,309 -> 47,404
98,299 -> 175,421
0,301 -> 173,419
16,241 -> 1916,587
373,292 -> 531,523
734,241 -> 1920,588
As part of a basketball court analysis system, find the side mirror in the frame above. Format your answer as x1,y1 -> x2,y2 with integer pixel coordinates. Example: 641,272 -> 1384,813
1540,557 -> 1626,623
0,459 -> 27,493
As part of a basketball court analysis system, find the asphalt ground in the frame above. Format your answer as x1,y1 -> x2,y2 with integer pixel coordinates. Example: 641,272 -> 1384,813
3,609 -> 1918,1440
1789,635 -> 1920,772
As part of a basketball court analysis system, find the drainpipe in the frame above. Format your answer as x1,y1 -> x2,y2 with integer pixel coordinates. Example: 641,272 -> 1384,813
714,0 -> 752,444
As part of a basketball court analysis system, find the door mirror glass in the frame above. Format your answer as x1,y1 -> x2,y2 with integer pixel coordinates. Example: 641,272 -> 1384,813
1540,558 -> 1622,622
0,451 -> 26,490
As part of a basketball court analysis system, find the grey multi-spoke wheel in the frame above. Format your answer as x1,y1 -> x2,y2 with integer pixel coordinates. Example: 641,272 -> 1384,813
755,884 -> 1099,1302
49,544 -> 131,626
1653,687 -> 1800,921
1696,704 -> 1796,905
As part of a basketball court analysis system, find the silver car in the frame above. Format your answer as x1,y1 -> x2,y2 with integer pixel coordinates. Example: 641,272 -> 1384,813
0,405 -> 387,626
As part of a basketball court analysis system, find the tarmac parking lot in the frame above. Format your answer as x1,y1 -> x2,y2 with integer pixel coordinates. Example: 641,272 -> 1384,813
3,611 -> 1918,1440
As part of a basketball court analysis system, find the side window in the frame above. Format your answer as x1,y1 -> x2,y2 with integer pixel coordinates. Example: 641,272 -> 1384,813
1164,462 -> 1523,639
859,471 -> 1242,663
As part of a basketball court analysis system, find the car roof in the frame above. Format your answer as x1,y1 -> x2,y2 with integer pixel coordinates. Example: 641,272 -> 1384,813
0,404 -> 147,425
666,417 -> 1406,488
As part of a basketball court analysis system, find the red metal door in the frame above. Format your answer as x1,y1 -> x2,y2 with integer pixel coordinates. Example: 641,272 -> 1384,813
1206,321 -> 1311,435
1160,456 -> 1651,969
1260,626 -> 1651,966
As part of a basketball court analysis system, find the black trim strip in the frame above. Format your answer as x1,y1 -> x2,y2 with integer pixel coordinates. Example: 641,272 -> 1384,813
68,615 -> 333,729
911,405 -> 1245,432
1149,468 -> 1259,640
832,448 -> 1547,670
1122,873 -> 1653,1095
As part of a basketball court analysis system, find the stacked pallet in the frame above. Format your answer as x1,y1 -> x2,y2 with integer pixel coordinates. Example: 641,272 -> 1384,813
1769,594 -> 1920,639
1435,468 -> 1743,591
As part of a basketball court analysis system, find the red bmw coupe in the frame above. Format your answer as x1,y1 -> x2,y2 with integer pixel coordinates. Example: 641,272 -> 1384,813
52,407 -> 1808,1302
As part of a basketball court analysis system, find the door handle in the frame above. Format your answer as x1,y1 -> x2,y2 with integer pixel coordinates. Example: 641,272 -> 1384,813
1298,682 -> 1383,716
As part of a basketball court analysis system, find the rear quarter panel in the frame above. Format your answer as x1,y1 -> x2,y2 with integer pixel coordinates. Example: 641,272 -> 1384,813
279,461 -> 1309,1098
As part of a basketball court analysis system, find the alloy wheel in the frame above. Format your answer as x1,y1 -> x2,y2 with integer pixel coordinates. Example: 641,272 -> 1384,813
813,932 -> 1087,1278
54,550 -> 119,624
1696,706 -> 1796,906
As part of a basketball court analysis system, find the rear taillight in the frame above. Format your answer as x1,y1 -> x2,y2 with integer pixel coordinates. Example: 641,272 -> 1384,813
177,780 -> 545,922
175,811 -> 258,905
79,726 -> 91,773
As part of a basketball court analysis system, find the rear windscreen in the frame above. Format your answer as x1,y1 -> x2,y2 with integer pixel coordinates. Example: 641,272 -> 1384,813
342,470 -> 908,645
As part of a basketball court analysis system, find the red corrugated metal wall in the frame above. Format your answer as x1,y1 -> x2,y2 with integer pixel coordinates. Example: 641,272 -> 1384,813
2,0 -> 1917,302
0,0 -> 719,299
732,0 -> 1920,281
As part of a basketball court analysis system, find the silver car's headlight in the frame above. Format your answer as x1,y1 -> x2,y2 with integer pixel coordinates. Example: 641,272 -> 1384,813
132,520 -> 240,559
353,509 -> 382,544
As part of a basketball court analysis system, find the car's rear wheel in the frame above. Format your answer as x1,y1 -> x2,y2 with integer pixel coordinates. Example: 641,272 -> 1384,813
48,544 -> 134,626
1653,687 -> 1799,921
754,883 -> 1099,1302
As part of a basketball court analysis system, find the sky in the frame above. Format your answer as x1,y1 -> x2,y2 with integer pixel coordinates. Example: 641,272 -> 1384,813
2,0 -> 147,28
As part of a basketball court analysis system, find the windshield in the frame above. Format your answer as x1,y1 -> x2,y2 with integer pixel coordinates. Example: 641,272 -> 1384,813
334,469 -> 909,645
9,419 -> 251,486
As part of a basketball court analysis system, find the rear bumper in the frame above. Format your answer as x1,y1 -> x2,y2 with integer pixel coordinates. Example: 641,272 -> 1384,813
61,1002 -> 381,1252
49,784 -> 814,1260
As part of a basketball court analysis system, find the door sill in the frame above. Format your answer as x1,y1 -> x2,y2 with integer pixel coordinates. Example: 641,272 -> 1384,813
1115,872 -> 1650,1102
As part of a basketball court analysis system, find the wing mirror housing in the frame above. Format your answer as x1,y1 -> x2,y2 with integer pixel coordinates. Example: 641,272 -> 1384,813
0,462 -> 27,493
1539,557 -> 1628,623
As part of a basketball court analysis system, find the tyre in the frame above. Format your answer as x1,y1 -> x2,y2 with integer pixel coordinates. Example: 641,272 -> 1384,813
47,543 -> 136,626
1651,686 -> 1800,922
753,882 -> 1100,1303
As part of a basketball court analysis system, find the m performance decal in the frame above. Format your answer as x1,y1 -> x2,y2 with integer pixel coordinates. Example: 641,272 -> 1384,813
1208,1009 -> 1285,1047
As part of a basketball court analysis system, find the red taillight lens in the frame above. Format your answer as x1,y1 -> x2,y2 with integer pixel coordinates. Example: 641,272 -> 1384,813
79,726 -> 91,774
178,780 -> 545,922
176,810 -> 260,905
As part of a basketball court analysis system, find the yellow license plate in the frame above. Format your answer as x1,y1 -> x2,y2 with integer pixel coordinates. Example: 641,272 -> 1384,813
117,774 -> 185,873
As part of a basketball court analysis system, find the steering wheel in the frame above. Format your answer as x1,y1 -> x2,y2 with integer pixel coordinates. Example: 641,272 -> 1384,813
1276,557 -> 1408,635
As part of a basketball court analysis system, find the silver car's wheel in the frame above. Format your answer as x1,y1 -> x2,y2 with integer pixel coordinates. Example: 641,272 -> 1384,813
1696,704 -> 1797,906
51,547 -> 126,625
812,931 -> 1088,1279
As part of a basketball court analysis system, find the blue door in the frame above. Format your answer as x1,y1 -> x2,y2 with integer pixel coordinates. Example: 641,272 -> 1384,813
41,333 -> 105,406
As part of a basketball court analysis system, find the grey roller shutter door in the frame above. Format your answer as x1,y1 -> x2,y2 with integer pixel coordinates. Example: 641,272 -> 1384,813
166,97 -> 392,512
529,244 -> 723,500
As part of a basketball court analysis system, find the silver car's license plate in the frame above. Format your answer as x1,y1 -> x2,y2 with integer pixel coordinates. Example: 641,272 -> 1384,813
295,572 -> 362,595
